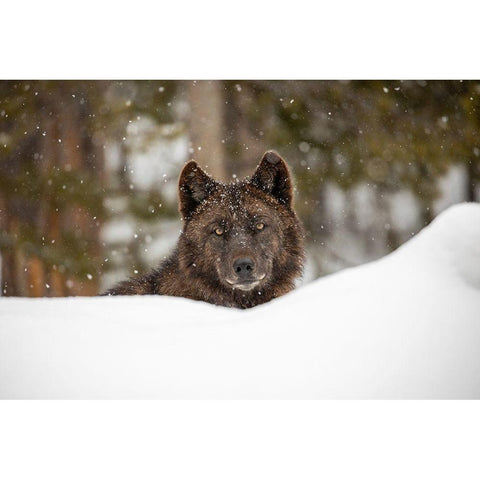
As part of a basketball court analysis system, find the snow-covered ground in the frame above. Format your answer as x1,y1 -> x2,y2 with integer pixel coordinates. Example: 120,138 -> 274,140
1,203 -> 479,399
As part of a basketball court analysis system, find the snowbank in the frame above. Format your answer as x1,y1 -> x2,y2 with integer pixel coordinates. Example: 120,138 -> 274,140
1,203 -> 479,399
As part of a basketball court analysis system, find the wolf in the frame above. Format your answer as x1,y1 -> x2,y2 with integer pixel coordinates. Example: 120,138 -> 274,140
104,151 -> 305,308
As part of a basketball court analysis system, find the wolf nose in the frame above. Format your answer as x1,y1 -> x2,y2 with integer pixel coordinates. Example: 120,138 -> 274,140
233,258 -> 255,279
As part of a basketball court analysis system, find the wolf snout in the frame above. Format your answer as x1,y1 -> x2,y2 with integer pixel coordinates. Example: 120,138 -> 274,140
233,257 -> 255,279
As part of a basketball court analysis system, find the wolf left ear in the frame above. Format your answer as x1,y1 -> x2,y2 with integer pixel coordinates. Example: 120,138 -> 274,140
250,151 -> 293,207
178,161 -> 217,220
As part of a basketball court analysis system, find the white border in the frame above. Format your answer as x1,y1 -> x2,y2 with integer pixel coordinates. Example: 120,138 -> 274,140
2,0 -> 479,79
1,401 -> 479,480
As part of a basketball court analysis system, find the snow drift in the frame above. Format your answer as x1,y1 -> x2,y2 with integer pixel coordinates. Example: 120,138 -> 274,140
1,203 -> 479,399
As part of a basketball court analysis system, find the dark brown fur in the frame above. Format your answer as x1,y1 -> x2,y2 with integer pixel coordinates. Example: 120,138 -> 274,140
104,151 -> 305,308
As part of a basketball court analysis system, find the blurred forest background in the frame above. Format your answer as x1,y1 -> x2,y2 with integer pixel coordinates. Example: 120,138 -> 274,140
0,80 -> 479,297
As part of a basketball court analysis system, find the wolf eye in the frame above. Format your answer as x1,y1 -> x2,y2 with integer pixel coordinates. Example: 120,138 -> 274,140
214,227 -> 224,236
255,222 -> 265,231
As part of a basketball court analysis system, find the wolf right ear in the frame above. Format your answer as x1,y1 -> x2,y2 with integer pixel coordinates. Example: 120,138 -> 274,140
178,161 -> 217,220
250,151 -> 293,207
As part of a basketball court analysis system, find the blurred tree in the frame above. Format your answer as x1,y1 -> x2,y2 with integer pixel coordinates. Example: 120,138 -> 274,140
0,81 -> 106,296
0,80 -> 182,296
80,80 -> 183,288
458,82 -> 480,202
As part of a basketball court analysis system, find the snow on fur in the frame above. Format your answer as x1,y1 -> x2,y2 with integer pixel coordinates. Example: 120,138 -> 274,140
1,203 -> 479,399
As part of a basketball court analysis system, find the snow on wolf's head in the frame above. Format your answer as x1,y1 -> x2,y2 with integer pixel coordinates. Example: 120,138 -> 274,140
177,151 -> 305,306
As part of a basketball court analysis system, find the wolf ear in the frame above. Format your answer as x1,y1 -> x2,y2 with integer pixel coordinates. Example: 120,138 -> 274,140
178,161 -> 217,220
250,151 -> 293,207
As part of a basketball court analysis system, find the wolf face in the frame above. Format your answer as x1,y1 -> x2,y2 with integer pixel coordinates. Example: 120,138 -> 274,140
104,151 -> 305,308
177,151 -> 304,300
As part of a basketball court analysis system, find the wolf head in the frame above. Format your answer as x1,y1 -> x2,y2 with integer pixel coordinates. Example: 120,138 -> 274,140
177,151 -> 304,304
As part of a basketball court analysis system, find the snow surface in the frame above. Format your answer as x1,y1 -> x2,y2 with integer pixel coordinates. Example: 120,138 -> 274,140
1,203 -> 479,399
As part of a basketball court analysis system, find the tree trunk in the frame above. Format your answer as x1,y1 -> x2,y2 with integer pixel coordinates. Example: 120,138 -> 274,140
0,217 -> 21,296
224,81 -> 266,179
187,80 -> 228,181
466,158 -> 479,202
